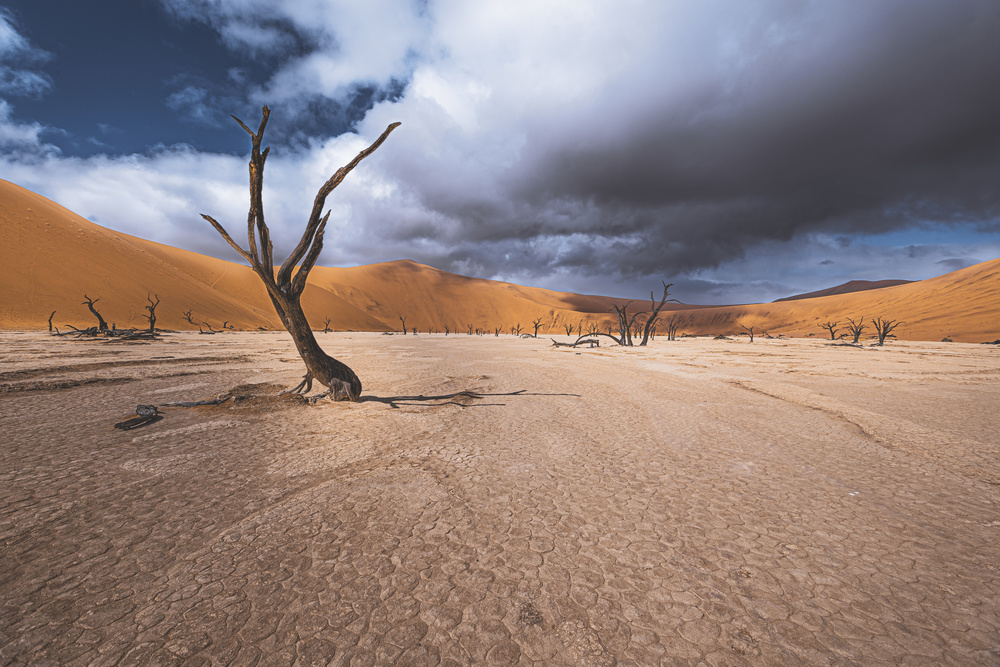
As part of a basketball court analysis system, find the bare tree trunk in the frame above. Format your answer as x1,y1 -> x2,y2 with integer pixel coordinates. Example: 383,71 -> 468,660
873,316 -> 900,345
83,295 -> 109,331
201,106 -> 399,401
48,310 -> 56,332
399,314 -> 407,334
639,282 -> 678,346
145,294 -> 159,332
845,317 -> 866,343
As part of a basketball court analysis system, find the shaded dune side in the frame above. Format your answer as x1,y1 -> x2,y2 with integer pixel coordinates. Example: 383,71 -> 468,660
774,279 -> 914,302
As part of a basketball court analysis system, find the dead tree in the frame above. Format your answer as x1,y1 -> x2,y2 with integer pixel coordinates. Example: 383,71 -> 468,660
564,323 -> 574,336
738,320 -> 757,342
398,314 -> 407,334
666,315 -> 680,341
182,309 -> 196,325
873,316 -> 901,346
48,310 -> 56,333
639,282 -> 679,346
610,301 -> 644,346
144,294 -> 160,332
467,324 -> 473,335
201,106 -> 400,401
845,316 -> 866,344
495,326 -> 502,337
532,318 -> 543,337
82,295 -> 109,331
444,325 -> 450,336
820,321 -> 840,340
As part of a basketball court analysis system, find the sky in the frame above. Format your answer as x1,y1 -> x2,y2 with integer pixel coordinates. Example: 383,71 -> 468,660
2,0 -> 1000,305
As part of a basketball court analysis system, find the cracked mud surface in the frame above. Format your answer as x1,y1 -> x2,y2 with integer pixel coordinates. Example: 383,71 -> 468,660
2,332 -> 999,665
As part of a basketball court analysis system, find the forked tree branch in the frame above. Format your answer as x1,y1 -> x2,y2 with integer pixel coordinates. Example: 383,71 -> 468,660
277,120 -> 403,290
202,107 -> 400,301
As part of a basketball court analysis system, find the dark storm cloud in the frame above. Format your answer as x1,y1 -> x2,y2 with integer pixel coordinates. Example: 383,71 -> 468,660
489,1 -> 1000,277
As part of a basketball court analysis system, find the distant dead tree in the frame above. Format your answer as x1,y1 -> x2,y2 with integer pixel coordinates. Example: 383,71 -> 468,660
737,318 -> 758,342
495,326 -> 502,337
820,321 -> 840,340
398,314 -> 407,335
48,310 -> 56,333
513,322 -> 523,336
610,301 -> 644,346
323,317 -> 331,333
844,317 -> 866,344
665,315 -> 680,341
200,105 -> 400,400
467,324 -> 473,335
412,327 -> 417,335
639,282 -> 679,346
82,295 -> 109,331
182,309 -> 196,325
872,316 -> 901,346
223,321 -> 235,330
564,323 -> 573,336
585,322 -> 600,336
531,318 -> 543,337
144,294 -> 160,332
444,324 -> 450,335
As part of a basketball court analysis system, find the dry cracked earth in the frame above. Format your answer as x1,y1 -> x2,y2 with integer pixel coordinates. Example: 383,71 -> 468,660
1,332 -> 999,665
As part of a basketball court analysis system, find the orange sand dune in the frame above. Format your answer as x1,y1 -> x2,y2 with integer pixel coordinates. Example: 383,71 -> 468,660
2,179 -> 999,341
666,261 -> 1000,342
0,180 -> 388,332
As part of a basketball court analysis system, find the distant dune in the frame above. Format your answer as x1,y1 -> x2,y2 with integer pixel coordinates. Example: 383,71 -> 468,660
2,179 -> 999,341
774,279 -> 914,302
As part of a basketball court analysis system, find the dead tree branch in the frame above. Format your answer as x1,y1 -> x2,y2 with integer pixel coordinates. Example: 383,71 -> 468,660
820,321 -> 840,340
845,317 -> 866,344
639,282 -> 679,346
873,316 -> 901,346
83,295 -> 109,331
144,294 -> 160,333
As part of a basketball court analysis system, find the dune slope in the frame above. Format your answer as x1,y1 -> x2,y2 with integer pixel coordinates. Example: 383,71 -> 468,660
2,179 -> 998,341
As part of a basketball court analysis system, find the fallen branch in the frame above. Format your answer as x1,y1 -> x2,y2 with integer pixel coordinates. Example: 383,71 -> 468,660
114,404 -> 162,430
551,337 -> 600,348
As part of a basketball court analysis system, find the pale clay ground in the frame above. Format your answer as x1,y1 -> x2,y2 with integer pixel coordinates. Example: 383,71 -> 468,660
1,332 -> 999,666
